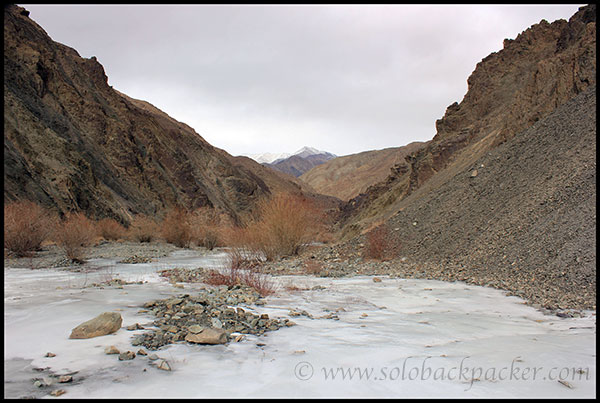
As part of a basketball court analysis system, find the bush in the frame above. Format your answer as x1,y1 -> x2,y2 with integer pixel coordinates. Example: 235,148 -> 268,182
189,207 -> 223,250
243,193 -> 319,261
202,263 -> 276,297
129,215 -> 159,243
365,223 -> 393,260
4,200 -> 56,257
96,218 -> 126,241
54,212 -> 97,263
161,207 -> 193,248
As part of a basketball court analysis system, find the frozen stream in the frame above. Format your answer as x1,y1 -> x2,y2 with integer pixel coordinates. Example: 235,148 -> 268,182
4,249 -> 596,398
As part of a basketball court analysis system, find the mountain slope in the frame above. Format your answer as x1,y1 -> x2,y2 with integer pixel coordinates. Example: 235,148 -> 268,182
376,86 -> 595,310
338,4 -> 596,237
300,142 -> 425,201
3,5 -> 317,224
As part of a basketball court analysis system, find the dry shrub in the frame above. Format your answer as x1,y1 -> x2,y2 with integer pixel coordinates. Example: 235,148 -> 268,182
303,259 -> 324,275
365,223 -> 393,260
54,212 -> 97,263
129,215 -> 159,243
189,207 -> 225,250
96,218 -> 126,241
203,266 -> 276,297
161,207 -> 193,248
4,200 -> 56,257
242,193 -> 320,261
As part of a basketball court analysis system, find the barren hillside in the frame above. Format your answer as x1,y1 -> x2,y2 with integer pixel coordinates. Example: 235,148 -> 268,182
4,5 -> 324,224
338,4 -> 596,237
300,142 -> 424,201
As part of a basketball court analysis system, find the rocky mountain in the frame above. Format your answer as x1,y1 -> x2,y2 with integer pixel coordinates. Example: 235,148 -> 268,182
338,4 -> 596,238
377,85 -> 595,310
3,5 -> 331,224
264,146 -> 336,177
299,142 -> 425,201
246,151 -> 291,164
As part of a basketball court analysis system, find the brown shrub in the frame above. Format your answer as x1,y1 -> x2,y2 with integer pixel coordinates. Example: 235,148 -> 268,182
161,207 -> 193,248
129,215 -> 159,243
303,260 -> 324,275
189,207 -> 224,250
203,265 -> 276,297
4,200 -> 56,257
365,223 -> 393,260
54,212 -> 97,263
243,193 -> 320,261
96,218 -> 126,241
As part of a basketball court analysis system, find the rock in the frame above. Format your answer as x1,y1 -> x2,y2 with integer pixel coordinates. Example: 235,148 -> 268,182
50,389 -> 66,397
211,318 -> 223,329
126,323 -> 144,331
470,169 -> 478,177
148,354 -> 159,361
104,345 -> 120,355
372,277 -> 382,283
234,334 -> 244,342
137,349 -> 147,356
44,352 -> 56,357
188,325 -> 204,334
285,321 -> 296,327
185,328 -> 228,345
118,351 -> 135,360
69,312 -> 122,339
156,359 -> 171,371
33,380 -> 44,388
58,375 -> 73,383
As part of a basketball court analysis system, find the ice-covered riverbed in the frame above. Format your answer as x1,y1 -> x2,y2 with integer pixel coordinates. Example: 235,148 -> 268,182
4,249 -> 596,398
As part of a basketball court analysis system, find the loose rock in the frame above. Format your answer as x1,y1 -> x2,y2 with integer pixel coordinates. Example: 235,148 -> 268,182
69,312 -> 122,339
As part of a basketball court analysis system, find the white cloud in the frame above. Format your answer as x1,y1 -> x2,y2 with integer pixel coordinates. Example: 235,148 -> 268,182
22,4 -> 583,156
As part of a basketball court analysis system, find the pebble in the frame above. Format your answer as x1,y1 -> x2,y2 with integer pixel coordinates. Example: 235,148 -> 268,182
50,389 -> 66,397
45,352 -> 56,358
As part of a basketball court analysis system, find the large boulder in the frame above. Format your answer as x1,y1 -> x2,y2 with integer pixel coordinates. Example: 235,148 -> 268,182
184,328 -> 228,345
69,312 -> 123,339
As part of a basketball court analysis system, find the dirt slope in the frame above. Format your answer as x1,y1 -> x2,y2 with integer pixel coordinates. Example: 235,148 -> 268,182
376,85 -> 596,310
300,142 -> 425,201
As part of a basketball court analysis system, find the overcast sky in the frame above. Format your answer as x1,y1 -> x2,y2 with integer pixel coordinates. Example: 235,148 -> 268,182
22,4 -> 582,157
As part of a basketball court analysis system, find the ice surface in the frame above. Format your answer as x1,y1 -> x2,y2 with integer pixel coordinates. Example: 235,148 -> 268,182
4,251 -> 596,398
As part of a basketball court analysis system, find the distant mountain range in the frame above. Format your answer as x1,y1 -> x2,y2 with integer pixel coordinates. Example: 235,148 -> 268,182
246,146 -> 337,177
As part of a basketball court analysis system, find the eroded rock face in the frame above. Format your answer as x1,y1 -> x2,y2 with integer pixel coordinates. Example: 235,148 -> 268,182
69,312 -> 122,339
340,4 -> 596,235
3,5 -> 275,223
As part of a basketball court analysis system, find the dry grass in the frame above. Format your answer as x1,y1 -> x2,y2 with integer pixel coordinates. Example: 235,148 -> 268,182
96,218 -> 126,241
129,215 -> 159,243
54,212 -> 97,263
161,207 -> 193,248
4,200 -> 56,257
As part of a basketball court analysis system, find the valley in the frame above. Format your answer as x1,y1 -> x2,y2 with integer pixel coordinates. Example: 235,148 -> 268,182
4,4 -> 596,399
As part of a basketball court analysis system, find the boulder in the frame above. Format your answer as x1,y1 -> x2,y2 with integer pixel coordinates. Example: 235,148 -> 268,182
69,312 -> 122,339
185,328 -> 228,345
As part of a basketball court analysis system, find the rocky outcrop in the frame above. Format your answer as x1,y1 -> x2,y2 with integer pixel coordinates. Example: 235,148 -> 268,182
69,312 -> 122,339
339,4 -> 596,236
3,5 -> 314,224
